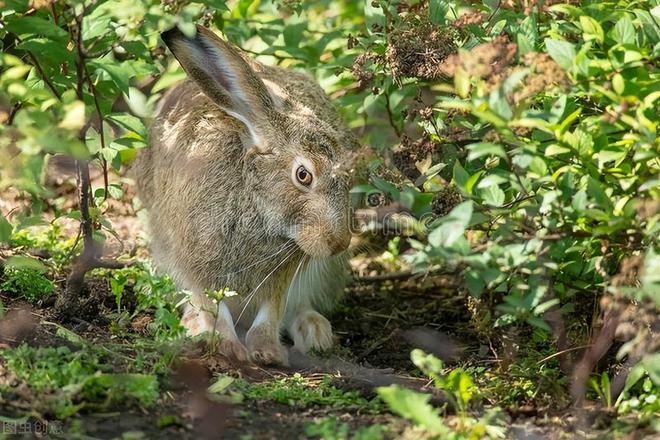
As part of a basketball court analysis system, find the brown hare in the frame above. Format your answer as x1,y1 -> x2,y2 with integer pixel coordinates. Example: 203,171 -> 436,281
134,25 -> 357,366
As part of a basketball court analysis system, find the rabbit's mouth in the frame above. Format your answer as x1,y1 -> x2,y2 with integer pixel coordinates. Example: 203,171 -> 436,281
292,225 -> 351,258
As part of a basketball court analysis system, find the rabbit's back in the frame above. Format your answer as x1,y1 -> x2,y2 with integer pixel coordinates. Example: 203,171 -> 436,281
135,80 -> 257,291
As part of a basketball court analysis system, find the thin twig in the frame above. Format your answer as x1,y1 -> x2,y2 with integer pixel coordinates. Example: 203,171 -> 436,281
84,64 -> 109,200
24,49 -> 61,100
6,102 -> 23,125
353,267 -> 458,282
537,344 -> 593,364
383,88 -> 402,138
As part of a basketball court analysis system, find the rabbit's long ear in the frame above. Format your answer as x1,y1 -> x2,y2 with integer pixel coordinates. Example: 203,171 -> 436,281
161,25 -> 275,145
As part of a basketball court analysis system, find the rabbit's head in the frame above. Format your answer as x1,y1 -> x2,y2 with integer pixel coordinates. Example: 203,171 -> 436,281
162,26 -> 353,257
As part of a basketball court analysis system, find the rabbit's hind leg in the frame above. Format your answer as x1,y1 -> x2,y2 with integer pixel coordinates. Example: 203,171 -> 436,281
245,300 -> 289,366
181,290 -> 249,362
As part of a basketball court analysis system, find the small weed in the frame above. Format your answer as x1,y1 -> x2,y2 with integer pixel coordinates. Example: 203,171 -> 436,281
305,416 -> 385,440
1,341 -> 160,418
473,349 -> 569,407
212,373 -> 381,411
615,354 -> 660,418
377,350 -> 507,439
590,372 -> 613,410
95,262 -> 184,337
10,225 -> 78,269
0,266 -> 54,303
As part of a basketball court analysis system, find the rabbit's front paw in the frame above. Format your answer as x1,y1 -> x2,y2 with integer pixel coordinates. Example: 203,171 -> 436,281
246,327 -> 289,366
289,310 -> 333,353
181,309 -> 215,337
219,338 -> 250,362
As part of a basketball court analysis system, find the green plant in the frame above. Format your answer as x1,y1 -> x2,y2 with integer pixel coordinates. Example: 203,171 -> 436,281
377,350 -> 507,439
211,373 -> 381,411
304,417 -> 385,440
410,349 -> 477,415
1,343 -> 159,418
1,266 -> 54,303
616,354 -> 660,416
100,262 -> 183,337
590,372 -> 614,409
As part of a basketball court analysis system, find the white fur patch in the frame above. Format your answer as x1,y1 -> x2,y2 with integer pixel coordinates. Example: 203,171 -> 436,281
250,302 -> 270,330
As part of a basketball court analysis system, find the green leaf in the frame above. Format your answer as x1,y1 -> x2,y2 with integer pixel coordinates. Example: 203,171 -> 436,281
615,363 -> 646,406
467,142 -> 506,160
587,177 -> 614,211
429,0 -> 449,25
4,16 -> 68,40
579,16 -> 604,43
516,14 -> 538,55
534,298 -> 560,315
480,184 -> 505,206
452,161 -> 469,191
208,374 -> 235,394
613,15 -> 636,45
642,353 -> 660,385
5,255 -> 47,272
89,60 -> 133,94
364,0 -> 386,31
612,73 -> 625,95
107,113 -> 147,139
371,176 -> 399,198
411,349 -> 444,376
16,38 -> 74,64
572,189 -> 587,213
464,270 -> 485,297
526,316 -> 551,332
283,22 -> 307,49
428,201 -> 473,247
0,215 -> 12,243
376,385 -> 449,435
544,38 -> 576,70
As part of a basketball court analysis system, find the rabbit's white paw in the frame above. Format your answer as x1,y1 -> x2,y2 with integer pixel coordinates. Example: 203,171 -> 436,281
181,309 -> 215,337
182,308 -> 249,361
246,325 -> 289,366
289,310 -> 333,353
218,338 -> 250,362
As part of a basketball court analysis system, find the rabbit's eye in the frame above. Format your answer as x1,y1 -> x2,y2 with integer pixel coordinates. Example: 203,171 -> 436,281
367,191 -> 385,207
296,165 -> 313,186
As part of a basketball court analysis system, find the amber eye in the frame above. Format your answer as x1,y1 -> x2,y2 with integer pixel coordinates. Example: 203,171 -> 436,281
296,165 -> 313,186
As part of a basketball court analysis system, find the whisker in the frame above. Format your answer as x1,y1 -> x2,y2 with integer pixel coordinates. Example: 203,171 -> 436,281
235,245 -> 299,324
222,239 -> 295,280
285,253 -> 307,316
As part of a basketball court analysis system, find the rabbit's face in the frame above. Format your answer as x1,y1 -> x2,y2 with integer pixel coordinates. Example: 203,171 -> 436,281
250,119 -> 352,258
161,26 -> 353,257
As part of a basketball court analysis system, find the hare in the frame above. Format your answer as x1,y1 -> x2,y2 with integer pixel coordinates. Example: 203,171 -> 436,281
133,25 -> 357,366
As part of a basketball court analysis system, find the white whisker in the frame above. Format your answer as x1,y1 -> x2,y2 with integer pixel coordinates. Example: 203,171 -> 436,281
235,245 -> 299,324
285,253 -> 307,316
222,238 -> 295,281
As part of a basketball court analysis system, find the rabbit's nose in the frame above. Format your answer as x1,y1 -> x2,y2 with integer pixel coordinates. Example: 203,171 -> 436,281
327,234 -> 351,256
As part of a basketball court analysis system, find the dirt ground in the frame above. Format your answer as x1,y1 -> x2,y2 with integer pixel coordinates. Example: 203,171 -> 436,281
1,271 -> 626,440
0,175 -> 656,440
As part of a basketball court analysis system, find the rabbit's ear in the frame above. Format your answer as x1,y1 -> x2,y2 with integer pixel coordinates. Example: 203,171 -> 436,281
161,25 -> 275,145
